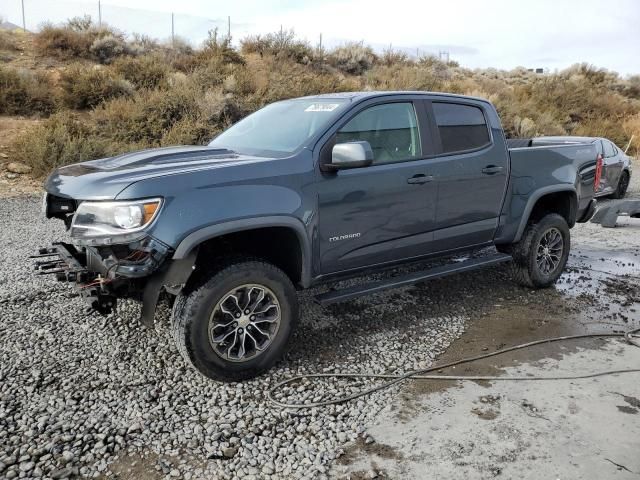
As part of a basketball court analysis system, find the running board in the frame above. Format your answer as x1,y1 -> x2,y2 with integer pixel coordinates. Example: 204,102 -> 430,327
315,253 -> 512,306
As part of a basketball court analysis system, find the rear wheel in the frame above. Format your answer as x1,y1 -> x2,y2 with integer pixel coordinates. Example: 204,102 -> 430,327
172,259 -> 298,382
610,171 -> 630,199
509,213 -> 570,288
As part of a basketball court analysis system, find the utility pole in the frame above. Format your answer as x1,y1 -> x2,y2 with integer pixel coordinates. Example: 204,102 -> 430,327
319,32 -> 322,50
171,13 -> 175,45
98,0 -> 102,27
21,0 -> 26,32
227,15 -> 230,40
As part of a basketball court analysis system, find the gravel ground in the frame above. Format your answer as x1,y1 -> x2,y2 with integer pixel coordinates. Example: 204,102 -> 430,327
0,196 -> 472,480
1,165 -> 638,480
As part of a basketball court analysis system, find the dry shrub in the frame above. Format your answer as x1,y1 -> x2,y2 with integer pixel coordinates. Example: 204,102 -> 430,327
201,28 -> 245,65
60,64 -> 133,109
162,37 -> 198,72
241,29 -> 313,64
0,30 -> 20,51
620,115 -> 640,157
12,24 -> 640,176
512,116 -> 537,137
66,15 -> 93,32
381,48 -> 409,67
34,24 -> 94,59
93,86 -> 200,144
35,18 -> 132,63
161,114 -> 218,146
327,42 -> 376,75
366,65 -> 444,91
112,55 -> 170,90
190,57 -> 228,89
222,67 -> 257,96
249,58 -> 359,106
90,34 -> 131,64
197,89 -> 245,127
0,66 -> 57,116
128,33 -> 160,55
10,113 -> 115,175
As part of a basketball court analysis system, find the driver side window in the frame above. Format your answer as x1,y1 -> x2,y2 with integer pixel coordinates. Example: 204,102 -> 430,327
336,102 -> 421,164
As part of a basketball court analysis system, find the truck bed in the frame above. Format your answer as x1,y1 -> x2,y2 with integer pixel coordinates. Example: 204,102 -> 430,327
507,141 -> 598,218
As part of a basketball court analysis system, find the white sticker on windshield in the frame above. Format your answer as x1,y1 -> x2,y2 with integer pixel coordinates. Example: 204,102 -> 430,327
305,103 -> 340,112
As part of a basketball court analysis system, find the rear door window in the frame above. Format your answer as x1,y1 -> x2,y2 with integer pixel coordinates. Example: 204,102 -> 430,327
603,140 -> 616,157
432,102 -> 491,154
336,102 -> 421,164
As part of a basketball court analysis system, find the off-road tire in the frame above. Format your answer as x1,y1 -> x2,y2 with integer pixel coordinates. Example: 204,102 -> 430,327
610,170 -> 630,199
171,259 -> 299,382
509,213 -> 570,288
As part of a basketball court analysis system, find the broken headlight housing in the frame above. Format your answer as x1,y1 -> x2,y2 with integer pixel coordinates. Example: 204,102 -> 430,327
70,198 -> 162,245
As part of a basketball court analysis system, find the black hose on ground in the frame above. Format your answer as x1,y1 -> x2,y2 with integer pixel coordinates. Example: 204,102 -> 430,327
267,328 -> 640,409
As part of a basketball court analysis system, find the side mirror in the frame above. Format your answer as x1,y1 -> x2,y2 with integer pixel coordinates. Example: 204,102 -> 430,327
326,141 -> 373,171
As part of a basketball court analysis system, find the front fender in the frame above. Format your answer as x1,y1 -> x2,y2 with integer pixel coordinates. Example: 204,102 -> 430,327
172,215 -> 312,287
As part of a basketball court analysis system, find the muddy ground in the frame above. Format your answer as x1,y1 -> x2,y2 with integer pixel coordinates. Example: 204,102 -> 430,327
334,172 -> 640,479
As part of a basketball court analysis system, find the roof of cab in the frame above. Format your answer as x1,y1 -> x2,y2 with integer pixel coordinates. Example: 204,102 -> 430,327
299,91 -> 493,104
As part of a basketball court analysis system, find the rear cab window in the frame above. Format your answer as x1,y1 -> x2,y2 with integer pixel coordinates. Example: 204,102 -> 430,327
432,102 -> 491,154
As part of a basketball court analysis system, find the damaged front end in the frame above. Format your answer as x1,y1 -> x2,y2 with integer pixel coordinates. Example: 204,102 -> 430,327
35,193 -> 194,325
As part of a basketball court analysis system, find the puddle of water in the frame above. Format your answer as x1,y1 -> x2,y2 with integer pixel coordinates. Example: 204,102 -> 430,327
557,247 -> 640,300
399,261 -> 640,413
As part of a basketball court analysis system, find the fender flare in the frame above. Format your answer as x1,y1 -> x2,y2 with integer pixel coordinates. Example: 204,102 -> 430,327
513,185 -> 577,242
172,215 -> 312,287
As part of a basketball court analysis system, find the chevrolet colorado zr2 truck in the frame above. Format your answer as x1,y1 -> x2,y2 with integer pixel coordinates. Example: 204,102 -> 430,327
36,92 -> 599,381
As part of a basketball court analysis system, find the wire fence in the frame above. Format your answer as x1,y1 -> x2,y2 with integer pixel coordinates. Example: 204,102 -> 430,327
0,0 -> 447,58
0,0 -> 257,47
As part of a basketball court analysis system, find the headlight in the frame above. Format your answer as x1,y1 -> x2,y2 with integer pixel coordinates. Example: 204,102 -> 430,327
70,198 -> 162,244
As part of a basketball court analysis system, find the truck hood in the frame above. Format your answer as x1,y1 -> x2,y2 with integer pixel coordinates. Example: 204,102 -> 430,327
44,145 -> 271,200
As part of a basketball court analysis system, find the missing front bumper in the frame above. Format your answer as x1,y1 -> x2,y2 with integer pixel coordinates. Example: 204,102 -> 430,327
32,242 -> 118,314
32,239 -> 197,325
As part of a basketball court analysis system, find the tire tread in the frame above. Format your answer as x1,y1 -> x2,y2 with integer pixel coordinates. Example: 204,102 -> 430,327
509,213 -> 569,289
171,257 -> 297,382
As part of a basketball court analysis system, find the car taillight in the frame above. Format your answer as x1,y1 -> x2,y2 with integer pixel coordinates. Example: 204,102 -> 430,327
594,154 -> 603,192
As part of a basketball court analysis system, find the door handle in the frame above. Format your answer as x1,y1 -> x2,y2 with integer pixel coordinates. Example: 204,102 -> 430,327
407,174 -> 434,185
482,165 -> 504,175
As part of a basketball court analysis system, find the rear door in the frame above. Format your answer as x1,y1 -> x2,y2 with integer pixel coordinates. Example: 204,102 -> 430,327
316,100 -> 438,274
424,100 -> 509,251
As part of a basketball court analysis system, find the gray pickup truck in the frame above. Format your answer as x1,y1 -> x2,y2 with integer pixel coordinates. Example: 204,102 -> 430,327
36,92 -> 598,381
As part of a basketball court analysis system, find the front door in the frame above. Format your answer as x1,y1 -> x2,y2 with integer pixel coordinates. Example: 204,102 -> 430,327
317,101 -> 437,274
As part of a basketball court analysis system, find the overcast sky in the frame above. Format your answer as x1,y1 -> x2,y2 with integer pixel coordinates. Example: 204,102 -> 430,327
2,0 -> 639,75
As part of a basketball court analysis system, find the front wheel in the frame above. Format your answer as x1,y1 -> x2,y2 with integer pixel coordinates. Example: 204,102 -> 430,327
172,259 -> 299,382
509,213 -> 570,288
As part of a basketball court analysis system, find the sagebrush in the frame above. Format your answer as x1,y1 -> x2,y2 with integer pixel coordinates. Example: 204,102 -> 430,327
3,22 -> 638,176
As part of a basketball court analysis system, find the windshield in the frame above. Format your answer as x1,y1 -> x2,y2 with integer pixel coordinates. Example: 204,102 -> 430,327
209,98 -> 349,157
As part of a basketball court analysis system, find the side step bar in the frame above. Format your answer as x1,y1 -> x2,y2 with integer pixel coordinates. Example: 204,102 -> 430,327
315,253 -> 512,306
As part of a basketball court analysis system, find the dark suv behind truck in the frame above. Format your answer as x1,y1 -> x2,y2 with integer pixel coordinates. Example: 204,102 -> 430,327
36,92 -> 598,381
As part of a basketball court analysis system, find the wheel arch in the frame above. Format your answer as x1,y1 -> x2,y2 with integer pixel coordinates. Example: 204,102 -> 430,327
514,186 -> 577,242
172,216 -> 312,287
